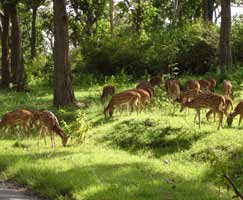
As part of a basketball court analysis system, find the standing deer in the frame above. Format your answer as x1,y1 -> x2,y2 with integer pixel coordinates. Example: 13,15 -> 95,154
223,80 -> 234,100
101,85 -> 115,103
104,91 -> 141,117
181,93 -> 225,129
136,81 -> 152,90
184,80 -> 200,91
128,89 -> 151,111
33,111 -> 69,148
207,78 -> 217,92
206,95 -> 233,122
198,80 -> 210,92
150,76 -> 162,88
165,79 -> 181,102
0,109 -> 35,136
227,101 -> 243,127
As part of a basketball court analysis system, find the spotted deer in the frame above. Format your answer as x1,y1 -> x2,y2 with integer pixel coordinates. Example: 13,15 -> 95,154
198,80 -> 210,92
165,79 -> 181,102
179,89 -> 204,112
223,80 -> 234,100
184,80 -> 200,91
206,95 -> 233,122
150,76 -> 162,88
0,109 -> 35,135
101,85 -> 115,103
104,91 -> 141,117
181,93 -> 225,129
136,81 -> 152,90
122,89 -> 151,111
227,101 -> 243,127
207,78 -> 217,92
33,111 -> 69,147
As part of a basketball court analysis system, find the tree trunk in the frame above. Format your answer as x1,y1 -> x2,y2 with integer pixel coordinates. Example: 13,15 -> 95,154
53,0 -> 75,107
219,0 -> 232,71
31,6 -> 37,59
109,0 -> 114,37
9,4 -> 25,91
202,0 -> 214,22
1,5 -> 10,89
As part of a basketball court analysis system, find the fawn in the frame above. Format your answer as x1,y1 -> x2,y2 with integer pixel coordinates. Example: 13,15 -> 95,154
223,80 -> 234,100
136,81 -> 152,90
101,85 -> 115,103
33,111 -> 69,147
206,95 -> 233,122
198,80 -> 210,92
181,93 -> 225,129
150,76 -> 162,88
184,80 -> 200,91
179,89 -> 204,112
207,78 -> 217,92
165,79 -> 181,102
122,89 -> 151,111
104,91 -> 141,117
227,101 -> 243,127
0,109 -> 35,136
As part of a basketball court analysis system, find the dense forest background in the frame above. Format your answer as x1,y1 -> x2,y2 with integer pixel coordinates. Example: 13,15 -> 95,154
0,0 -> 242,105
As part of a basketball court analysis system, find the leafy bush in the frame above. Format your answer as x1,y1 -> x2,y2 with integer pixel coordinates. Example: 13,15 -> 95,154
72,21 -> 219,77
61,111 -> 90,144
232,15 -> 243,64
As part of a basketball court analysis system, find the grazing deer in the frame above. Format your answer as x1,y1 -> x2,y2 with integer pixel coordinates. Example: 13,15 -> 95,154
184,80 -> 200,91
223,80 -> 234,100
165,79 -> 181,102
136,81 -> 152,90
181,93 -> 225,129
33,111 -> 69,148
227,101 -> 243,127
104,91 -> 141,117
101,85 -> 115,103
150,76 -> 162,88
207,78 -> 217,92
206,95 -> 233,122
141,86 -> 154,98
179,89 -> 204,112
198,80 -> 210,92
0,109 -> 35,135
122,89 -> 151,111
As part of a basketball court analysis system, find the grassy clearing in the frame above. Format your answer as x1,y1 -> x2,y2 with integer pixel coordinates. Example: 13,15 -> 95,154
0,82 -> 242,199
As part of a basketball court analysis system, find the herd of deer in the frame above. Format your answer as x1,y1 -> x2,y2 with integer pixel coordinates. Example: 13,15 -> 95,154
1,76 -> 243,148
101,76 -> 243,130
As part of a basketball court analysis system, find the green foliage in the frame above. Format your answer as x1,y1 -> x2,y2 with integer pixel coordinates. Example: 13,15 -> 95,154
232,15 -> 243,63
61,111 -> 90,144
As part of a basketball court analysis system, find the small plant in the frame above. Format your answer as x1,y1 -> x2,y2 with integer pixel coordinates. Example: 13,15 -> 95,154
61,111 -> 90,144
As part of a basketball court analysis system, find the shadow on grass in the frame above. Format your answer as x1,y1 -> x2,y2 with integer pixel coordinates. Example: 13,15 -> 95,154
0,152 -> 227,200
100,119 -> 213,158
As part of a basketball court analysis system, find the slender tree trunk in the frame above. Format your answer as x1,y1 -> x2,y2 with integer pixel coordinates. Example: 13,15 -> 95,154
109,0 -> 114,37
9,4 -> 25,91
1,5 -> 10,89
31,6 -> 37,59
53,0 -> 75,107
202,0 -> 214,22
219,0 -> 232,71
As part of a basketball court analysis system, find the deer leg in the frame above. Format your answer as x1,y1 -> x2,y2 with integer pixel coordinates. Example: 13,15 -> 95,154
238,115 -> 243,127
197,109 -> 201,129
218,111 -> 223,130
37,127 -> 42,146
206,110 -> 212,122
53,132 -> 56,147
50,131 -> 55,148
43,127 -> 47,146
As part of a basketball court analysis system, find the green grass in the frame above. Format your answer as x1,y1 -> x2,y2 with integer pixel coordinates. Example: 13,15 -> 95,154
0,82 -> 242,200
